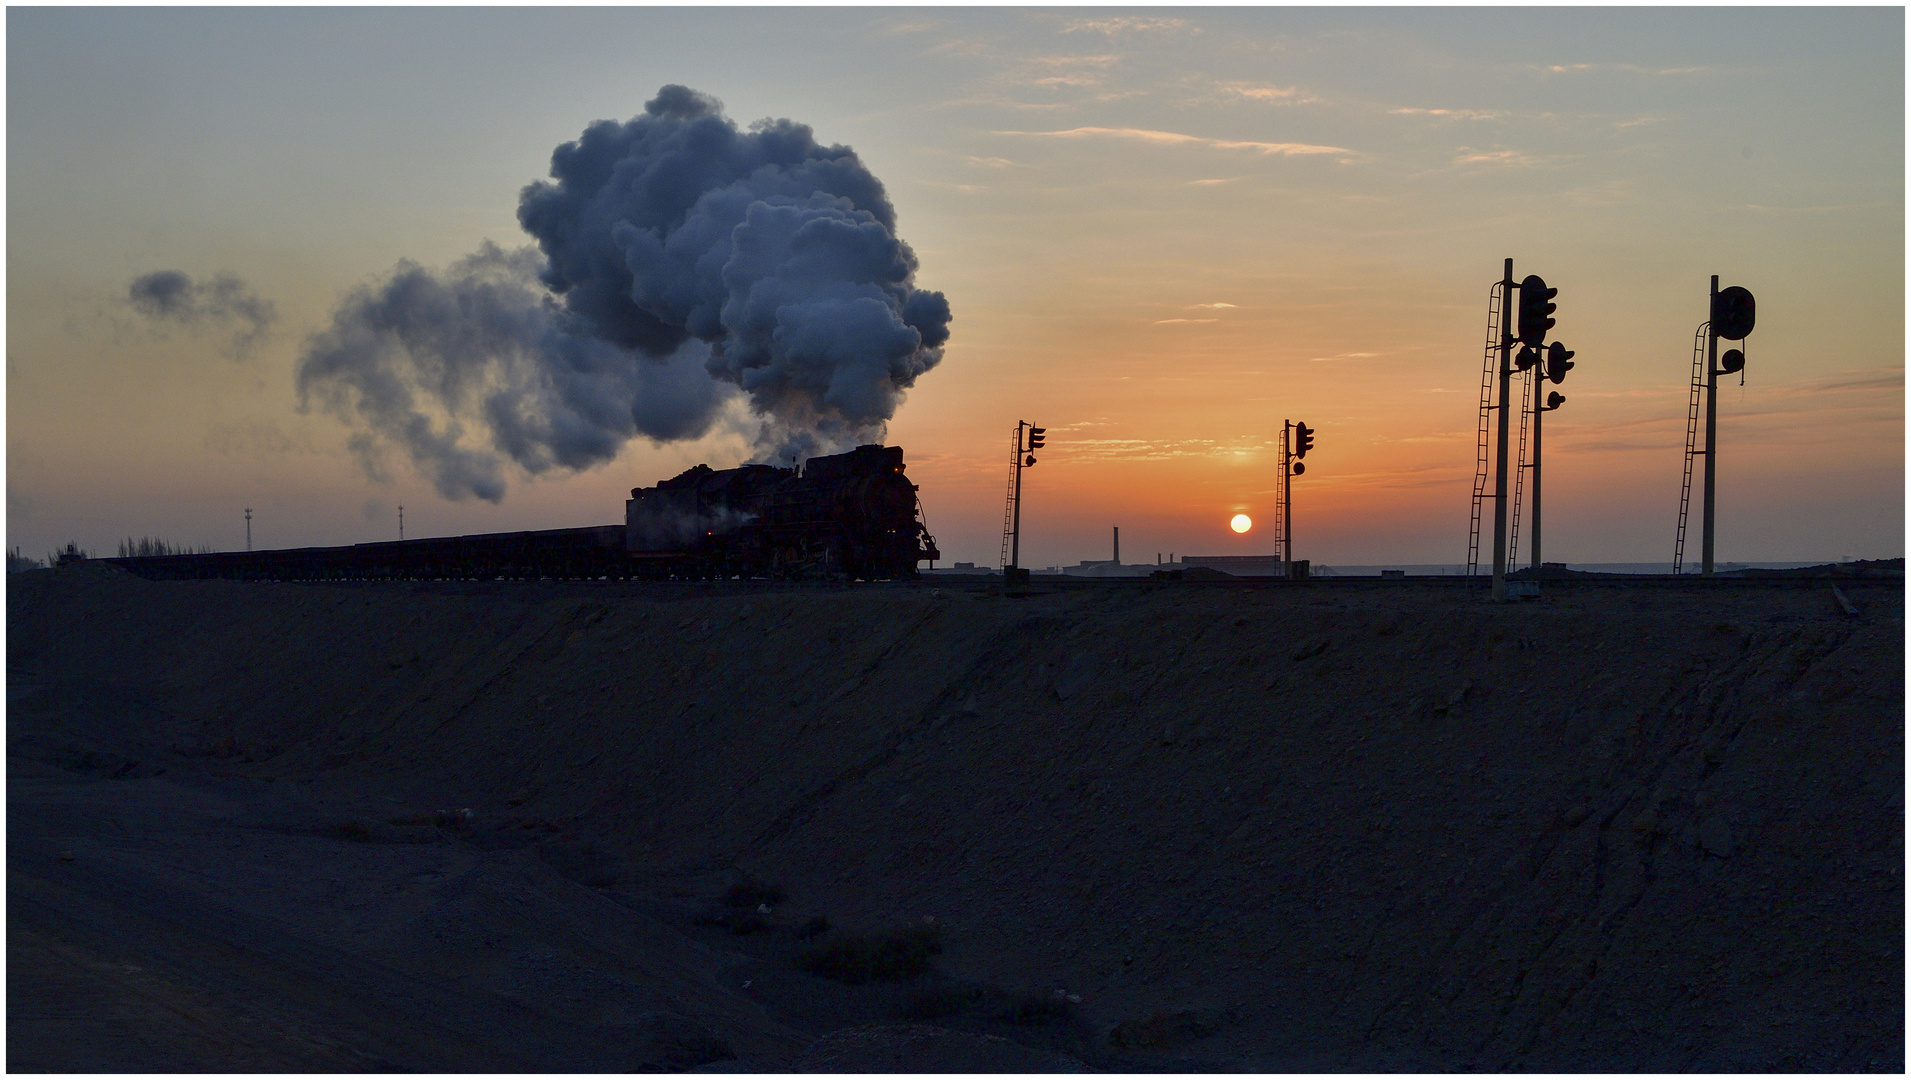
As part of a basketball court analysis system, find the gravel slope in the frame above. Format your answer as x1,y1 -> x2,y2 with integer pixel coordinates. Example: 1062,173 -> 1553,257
8,565 -> 1902,1070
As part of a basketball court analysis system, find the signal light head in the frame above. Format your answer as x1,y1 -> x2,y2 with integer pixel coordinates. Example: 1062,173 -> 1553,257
1712,286 -> 1756,341
1028,425 -> 1046,449
1293,421 -> 1315,459
1291,461 -> 1305,476
1720,348 -> 1744,374
1546,390 -> 1565,411
1517,274 -> 1558,346
1514,345 -> 1539,371
1025,454 -> 1037,467
1546,341 -> 1575,384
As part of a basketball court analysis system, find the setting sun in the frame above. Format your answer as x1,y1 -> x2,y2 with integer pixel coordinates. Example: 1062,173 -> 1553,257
1230,514 -> 1252,534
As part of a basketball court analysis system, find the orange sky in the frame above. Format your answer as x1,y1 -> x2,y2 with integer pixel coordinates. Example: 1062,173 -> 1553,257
8,9 -> 1903,567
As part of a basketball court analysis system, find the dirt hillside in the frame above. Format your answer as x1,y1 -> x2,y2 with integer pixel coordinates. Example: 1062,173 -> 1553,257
8,567 -> 1903,1070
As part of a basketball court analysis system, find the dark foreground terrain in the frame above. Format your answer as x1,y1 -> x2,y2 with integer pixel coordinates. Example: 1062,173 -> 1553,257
8,565 -> 1902,1070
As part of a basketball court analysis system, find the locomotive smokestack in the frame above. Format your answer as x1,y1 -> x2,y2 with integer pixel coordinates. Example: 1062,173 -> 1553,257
298,85 -> 951,502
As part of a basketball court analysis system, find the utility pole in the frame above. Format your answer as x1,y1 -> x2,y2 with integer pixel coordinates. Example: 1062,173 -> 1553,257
1702,275 -> 1719,577
399,505 -> 405,542
245,507 -> 253,552
1491,258 -> 1514,602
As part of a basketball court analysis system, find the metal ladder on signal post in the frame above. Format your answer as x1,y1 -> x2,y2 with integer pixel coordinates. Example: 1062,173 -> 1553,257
998,425 -> 1020,570
1466,281 -> 1505,577
1672,322 -> 1709,574
1272,426 -> 1288,567
1507,366 -> 1534,568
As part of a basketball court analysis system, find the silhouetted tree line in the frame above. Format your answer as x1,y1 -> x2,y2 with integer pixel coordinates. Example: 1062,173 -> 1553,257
116,536 -> 212,558
5,537 -> 214,572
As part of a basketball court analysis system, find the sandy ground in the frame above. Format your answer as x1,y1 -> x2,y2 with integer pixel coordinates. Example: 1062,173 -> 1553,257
7,565 -> 1903,1071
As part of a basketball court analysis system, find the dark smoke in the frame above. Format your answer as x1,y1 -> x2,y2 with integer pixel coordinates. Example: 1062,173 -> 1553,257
297,85 -> 950,502
128,270 -> 278,358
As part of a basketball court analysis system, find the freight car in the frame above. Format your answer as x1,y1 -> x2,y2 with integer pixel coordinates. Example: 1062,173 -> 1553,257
104,444 -> 939,583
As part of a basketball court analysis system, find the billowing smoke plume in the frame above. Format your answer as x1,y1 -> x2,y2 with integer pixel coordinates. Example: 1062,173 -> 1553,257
297,85 -> 950,502
128,270 -> 278,358
296,243 -> 727,501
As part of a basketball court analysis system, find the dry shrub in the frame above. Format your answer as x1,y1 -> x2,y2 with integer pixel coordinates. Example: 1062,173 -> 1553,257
795,921 -> 941,984
995,988 -> 1074,1025
723,876 -> 786,909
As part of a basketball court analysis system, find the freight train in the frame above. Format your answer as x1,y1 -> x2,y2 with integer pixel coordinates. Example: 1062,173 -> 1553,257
104,444 -> 939,582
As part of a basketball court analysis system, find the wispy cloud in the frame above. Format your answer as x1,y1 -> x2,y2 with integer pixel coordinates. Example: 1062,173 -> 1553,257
964,156 -> 1016,168
1531,62 -> 1716,76
1390,107 -> 1504,121
1062,16 -> 1191,36
1193,302 -> 1237,309
1309,351 -> 1380,362
1188,177 -> 1242,186
1029,73 -> 1105,88
872,15 -> 945,37
1452,147 -> 1556,167
1026,53 -> 1122,69
1797,367 -> 1904,394
1215,81 -> 1321,105
1155,318 -> 1219,324
995,126 -> 1358,158
1058,436 -> 1279,461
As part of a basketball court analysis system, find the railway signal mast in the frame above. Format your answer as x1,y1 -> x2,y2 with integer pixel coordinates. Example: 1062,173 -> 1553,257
1282,420 -> 1314,578
999,421 -> 1045,582
1472,260 -> 1575,601
1515,275 -> 1575,575
1675,278 -> 1756,575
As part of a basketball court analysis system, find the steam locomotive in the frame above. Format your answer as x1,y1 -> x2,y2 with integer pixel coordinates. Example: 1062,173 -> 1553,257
629,443 -> 937,579
104,444 -> 939,582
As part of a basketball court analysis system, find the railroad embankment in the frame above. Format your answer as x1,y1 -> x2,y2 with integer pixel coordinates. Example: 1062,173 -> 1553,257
8,566 -> 1902,1070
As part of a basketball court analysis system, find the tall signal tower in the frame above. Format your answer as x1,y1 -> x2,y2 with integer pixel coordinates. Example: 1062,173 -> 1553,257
1675,277 -> 1755,574
998,421 -> 1044,579
1491,260 -> 1514,601
245,507 -> 253,552
1468,260 -> 1574,598
1282,419 -> 1314,577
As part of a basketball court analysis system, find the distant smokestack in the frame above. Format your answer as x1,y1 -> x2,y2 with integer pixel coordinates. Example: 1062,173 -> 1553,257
297,85 -> 952,502
1113,527 -> 1119,565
